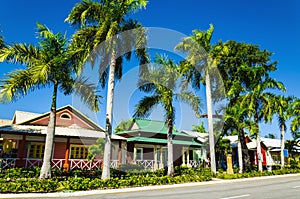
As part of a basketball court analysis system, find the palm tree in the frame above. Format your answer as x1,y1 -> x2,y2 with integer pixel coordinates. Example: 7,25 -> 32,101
224,103 -> 255,172
291,98 -> 300,138
66,0 -> 148,180
175,24 -> 219,174
134,55 -> 201,176
272,95 -> 293,168
241,77 -> 285,172
0,23 -> 100,179
0,33 -> 4,49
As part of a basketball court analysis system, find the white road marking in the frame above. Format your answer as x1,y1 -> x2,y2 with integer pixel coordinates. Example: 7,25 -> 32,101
293,186 -> 300,188
220,194 -> 250,199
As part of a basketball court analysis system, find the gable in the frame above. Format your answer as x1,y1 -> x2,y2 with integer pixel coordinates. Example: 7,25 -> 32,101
12,111 -> 41,124
19,105 -> 104,131
131,122 -> 139,130
29,109 -> 93,129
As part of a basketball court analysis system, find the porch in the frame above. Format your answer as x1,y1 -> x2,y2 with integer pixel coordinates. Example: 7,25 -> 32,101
0,158 -> 119,170
127,143 -> 206,170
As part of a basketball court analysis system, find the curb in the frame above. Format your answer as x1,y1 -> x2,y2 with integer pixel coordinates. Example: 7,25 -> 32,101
1,174 -> 299,198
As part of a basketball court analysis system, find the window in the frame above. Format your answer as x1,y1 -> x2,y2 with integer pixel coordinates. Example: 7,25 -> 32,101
60,113 -> 71,120
1,139 -> 18,158
70,145 -> 89,159
28,143 -> 45,159
136,148 -> 143,161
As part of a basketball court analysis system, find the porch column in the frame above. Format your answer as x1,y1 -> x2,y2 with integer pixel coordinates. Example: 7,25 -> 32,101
121,141 -> 127,164
187,148 -> 190,167
133,144 -> 137,164
182,147 -> 186,166
159,146 -> 163,168
63,138 -> 70,172
117,141 -> 122,168
154,145 -> 158,170
17,135 -> 26,167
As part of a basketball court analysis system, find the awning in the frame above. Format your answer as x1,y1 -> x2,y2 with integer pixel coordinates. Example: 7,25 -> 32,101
127,136 -> 202,147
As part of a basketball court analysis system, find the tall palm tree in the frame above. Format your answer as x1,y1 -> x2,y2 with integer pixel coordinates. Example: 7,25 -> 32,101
175,24 -> 218,174
290,98 -> 300,138
241,77 -> 285,172
0,23 -> 100,179
224,103 -> 255,172
271,95 -> 293,169
134,55 -> 201,176
66,0 -> 148,179
0,33 -> 4,49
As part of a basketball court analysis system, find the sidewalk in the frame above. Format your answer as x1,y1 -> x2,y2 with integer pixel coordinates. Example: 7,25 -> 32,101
1,174 -> 299,198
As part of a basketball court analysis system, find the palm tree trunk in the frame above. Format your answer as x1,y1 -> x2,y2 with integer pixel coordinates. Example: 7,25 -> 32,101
237,139 -> 243,173
39,83 -> 58,179
254,113 -> 263,172
167,118 -> 174,176
101,50 -> 116,180
205,73 -> 216,174
280,124 -> 285,169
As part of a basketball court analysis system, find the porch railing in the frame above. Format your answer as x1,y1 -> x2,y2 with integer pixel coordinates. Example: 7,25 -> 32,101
189,160 -> 200,168
135,160 -> 154,170
69,159 -> 103,170
0,158 -> 18,169
23,158 -> 118,170
25,158 -> 43,168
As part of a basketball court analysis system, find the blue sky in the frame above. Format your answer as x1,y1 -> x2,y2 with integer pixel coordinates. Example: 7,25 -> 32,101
0,0 -> 299,140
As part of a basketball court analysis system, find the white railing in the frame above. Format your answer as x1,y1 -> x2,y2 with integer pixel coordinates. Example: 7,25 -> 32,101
91,159 -> 103,169
110,160 -> 119,169
52,159 -> 64,169
0,158 -> 18,169
25,158 -> 64,169
22,158 -> 120,170
189,160 -> 200,168
70,159 -> 95,170
136,160 -> 154,170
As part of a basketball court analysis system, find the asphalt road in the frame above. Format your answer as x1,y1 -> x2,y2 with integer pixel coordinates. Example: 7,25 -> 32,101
6,175 -> 300,199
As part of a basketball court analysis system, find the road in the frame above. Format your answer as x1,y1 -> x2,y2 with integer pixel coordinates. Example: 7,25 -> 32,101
8,175 -> 300,199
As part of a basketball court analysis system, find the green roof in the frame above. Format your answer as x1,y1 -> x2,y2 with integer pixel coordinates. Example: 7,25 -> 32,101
116,119 -> 192,137
127,136 -> 202,147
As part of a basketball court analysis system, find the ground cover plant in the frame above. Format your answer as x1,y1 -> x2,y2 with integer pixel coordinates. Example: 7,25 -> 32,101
0,165 -> 300,193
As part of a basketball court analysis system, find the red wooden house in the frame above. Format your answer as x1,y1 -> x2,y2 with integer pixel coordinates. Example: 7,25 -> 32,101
0,105 -> 126,170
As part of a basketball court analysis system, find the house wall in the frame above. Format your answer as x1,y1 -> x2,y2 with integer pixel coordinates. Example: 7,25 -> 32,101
30,110 -> 93,130
174,145 -> 183,166
143,147 -> 154,160
251,145 -> 268,166
126,142 -> 134,163
53,142 -> 67,159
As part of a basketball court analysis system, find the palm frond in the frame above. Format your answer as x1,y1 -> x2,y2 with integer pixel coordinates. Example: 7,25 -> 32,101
175,92 -> 202,117
0,69 -> 38,103
65,0 -> 104,27
0,43 -> 40,64
133,95 -> 162,118
74,76 -> 102,112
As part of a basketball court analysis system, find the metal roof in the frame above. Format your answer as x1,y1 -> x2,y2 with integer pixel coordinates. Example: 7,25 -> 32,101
0,124 -> 126,140
127,136 -> 202,147
116,119 -> 193,137
261,138 -> 281,148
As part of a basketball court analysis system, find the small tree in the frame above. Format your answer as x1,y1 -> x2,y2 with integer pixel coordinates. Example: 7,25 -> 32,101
192,121 -> 207,133
87,138 -> 105,161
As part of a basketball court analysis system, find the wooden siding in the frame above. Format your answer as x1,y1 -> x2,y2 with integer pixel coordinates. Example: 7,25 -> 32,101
30,109 -> 93,129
